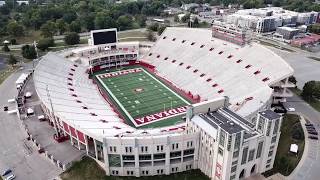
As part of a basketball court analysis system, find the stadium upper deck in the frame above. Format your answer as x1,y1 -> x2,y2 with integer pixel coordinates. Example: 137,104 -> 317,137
143,27 -> 294,117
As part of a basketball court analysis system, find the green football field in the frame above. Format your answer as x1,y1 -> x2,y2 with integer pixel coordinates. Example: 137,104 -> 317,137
95,67 -> 190,128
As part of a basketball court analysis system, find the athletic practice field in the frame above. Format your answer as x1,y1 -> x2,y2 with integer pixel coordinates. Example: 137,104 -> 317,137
95,67 -> 191,128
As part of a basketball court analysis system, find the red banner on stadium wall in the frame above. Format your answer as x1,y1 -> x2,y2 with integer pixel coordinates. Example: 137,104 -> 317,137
77,130 -> 85,144
134,106 -> 188,126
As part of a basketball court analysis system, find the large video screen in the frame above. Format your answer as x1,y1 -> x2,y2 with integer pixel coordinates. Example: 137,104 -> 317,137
92,30 -> 117,45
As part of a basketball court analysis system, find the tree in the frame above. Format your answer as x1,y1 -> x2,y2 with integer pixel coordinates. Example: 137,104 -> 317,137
157,26 -> 166,36
21,45 -> 37,60
301,81 -> 320,101
288,76 -> 297,85
147,30 -> 156,42
40,21 -> 57,38
64,32 -> 80,45
7,54 -> 17,66
2,44 -> 10,52
56,19 -> 67,35
117,15 -> 133,31
37,38 -> 54,51
308,24 -> 320,35
10,39 -> 17,45
147,23 -> 159,32
174,15 -> 179,22
6,21 -> 24,37
69,20 -> 81,33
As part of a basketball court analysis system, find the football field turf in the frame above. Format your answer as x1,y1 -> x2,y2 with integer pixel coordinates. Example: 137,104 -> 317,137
95,67 -> 190,128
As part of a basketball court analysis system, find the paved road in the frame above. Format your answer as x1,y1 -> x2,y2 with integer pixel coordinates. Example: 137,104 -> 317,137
286,94 -> 320,180
264,46 -> 320,89
0,62 -> 61,180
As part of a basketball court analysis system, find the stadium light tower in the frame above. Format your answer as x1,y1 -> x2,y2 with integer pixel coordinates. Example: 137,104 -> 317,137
46,85 -> 59,135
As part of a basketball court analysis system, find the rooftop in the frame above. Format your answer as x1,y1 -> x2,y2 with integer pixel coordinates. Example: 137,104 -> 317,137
259,110 -> 281,120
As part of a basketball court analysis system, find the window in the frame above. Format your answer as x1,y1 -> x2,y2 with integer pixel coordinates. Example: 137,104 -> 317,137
193,69 -> 198,73
267,159 -> 272,163
273,119 -> 280,134
232,160 -> 238,165
164,57 -> 168,60
172,60 -> 176,63
256,142 -> 263,159
218,147 -> 223,155
157,55 -> 160,58
172,38 -> 176,41
179,63 -> 184,66
113,147 -> 116,152
218,89 -> 224,93
266,121 -> 272,136
254,70 -> 260,75
234,133 -> 241,149
218,51 -> 223,54
233,151 -> 239,158
227,55 -> 233,59
241,147 -> 248,165
110,147 -> 112,152
200,45 -> 205,48
191,42 -> 195,45
163,36 -> 167,39
212,83 -> 218,87
182,40 -> 186,43
209,48 -> 214,51
176,143 -> 178,149
206,78 -> 212,82
248,149 -> 255,162
219,131 -> 225,146
125,147 -> 128,153
200,73 -> 205,77
186,66 -> 191,69
227,135 -> 232,151
230,175 -> 236,180
268,150 -> 273,157
271,136 -> 277,143
231,165 -> 237,173
148,53 -> 152,56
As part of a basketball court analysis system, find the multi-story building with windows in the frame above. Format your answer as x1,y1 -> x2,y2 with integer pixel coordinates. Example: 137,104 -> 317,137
186,97 -> 282,180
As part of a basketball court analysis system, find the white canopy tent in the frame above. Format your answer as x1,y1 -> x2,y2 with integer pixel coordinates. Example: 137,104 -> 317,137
290,144 -> 298,154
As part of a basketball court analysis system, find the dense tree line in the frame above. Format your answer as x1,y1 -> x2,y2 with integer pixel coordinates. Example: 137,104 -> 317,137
0,0 -> 319,42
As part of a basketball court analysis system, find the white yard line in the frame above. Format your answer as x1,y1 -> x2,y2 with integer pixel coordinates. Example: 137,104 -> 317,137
96,75 -> 138,127
96,67 -> 190,128
142,68 -> 191,105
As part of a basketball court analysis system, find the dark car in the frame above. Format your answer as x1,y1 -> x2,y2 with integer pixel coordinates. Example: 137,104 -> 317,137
1,169 -> 12,176
306,126 -> 316,130
3,106 -> 8,111
305,123 -> 314,127
308,131 -> 318,135
309,136 -> 318,140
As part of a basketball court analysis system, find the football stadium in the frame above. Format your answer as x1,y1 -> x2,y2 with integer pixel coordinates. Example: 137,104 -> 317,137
31,24 -> 294,179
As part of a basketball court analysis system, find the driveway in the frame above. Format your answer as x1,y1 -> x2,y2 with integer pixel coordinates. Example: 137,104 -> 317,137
286,94 -> 320,180
0,62 -> 62,180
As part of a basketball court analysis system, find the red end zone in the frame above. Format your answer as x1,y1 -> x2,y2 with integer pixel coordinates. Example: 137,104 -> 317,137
97,68 -> 142,79
134,106 -> 188,126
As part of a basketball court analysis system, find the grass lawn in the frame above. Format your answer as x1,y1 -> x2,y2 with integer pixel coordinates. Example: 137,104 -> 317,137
0,30 -> 41,45
264,114 -> 305,176
95,67 -> 190,128
118,30 -> 147,39
61,156 -> 210,180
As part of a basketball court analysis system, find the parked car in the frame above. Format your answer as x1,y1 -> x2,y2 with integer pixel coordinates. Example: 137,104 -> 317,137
305,123 -> 314,127
1,169 -> 15,180
1,169 -> 12,177
308,131 -> 318,135
3,106 -> 8,111
309,136 -> 318,140
286,107 -> 296,112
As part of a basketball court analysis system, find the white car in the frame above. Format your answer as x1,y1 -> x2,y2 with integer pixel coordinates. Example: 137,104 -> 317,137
5,174 -> 15,180
287,107 -> 296,112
